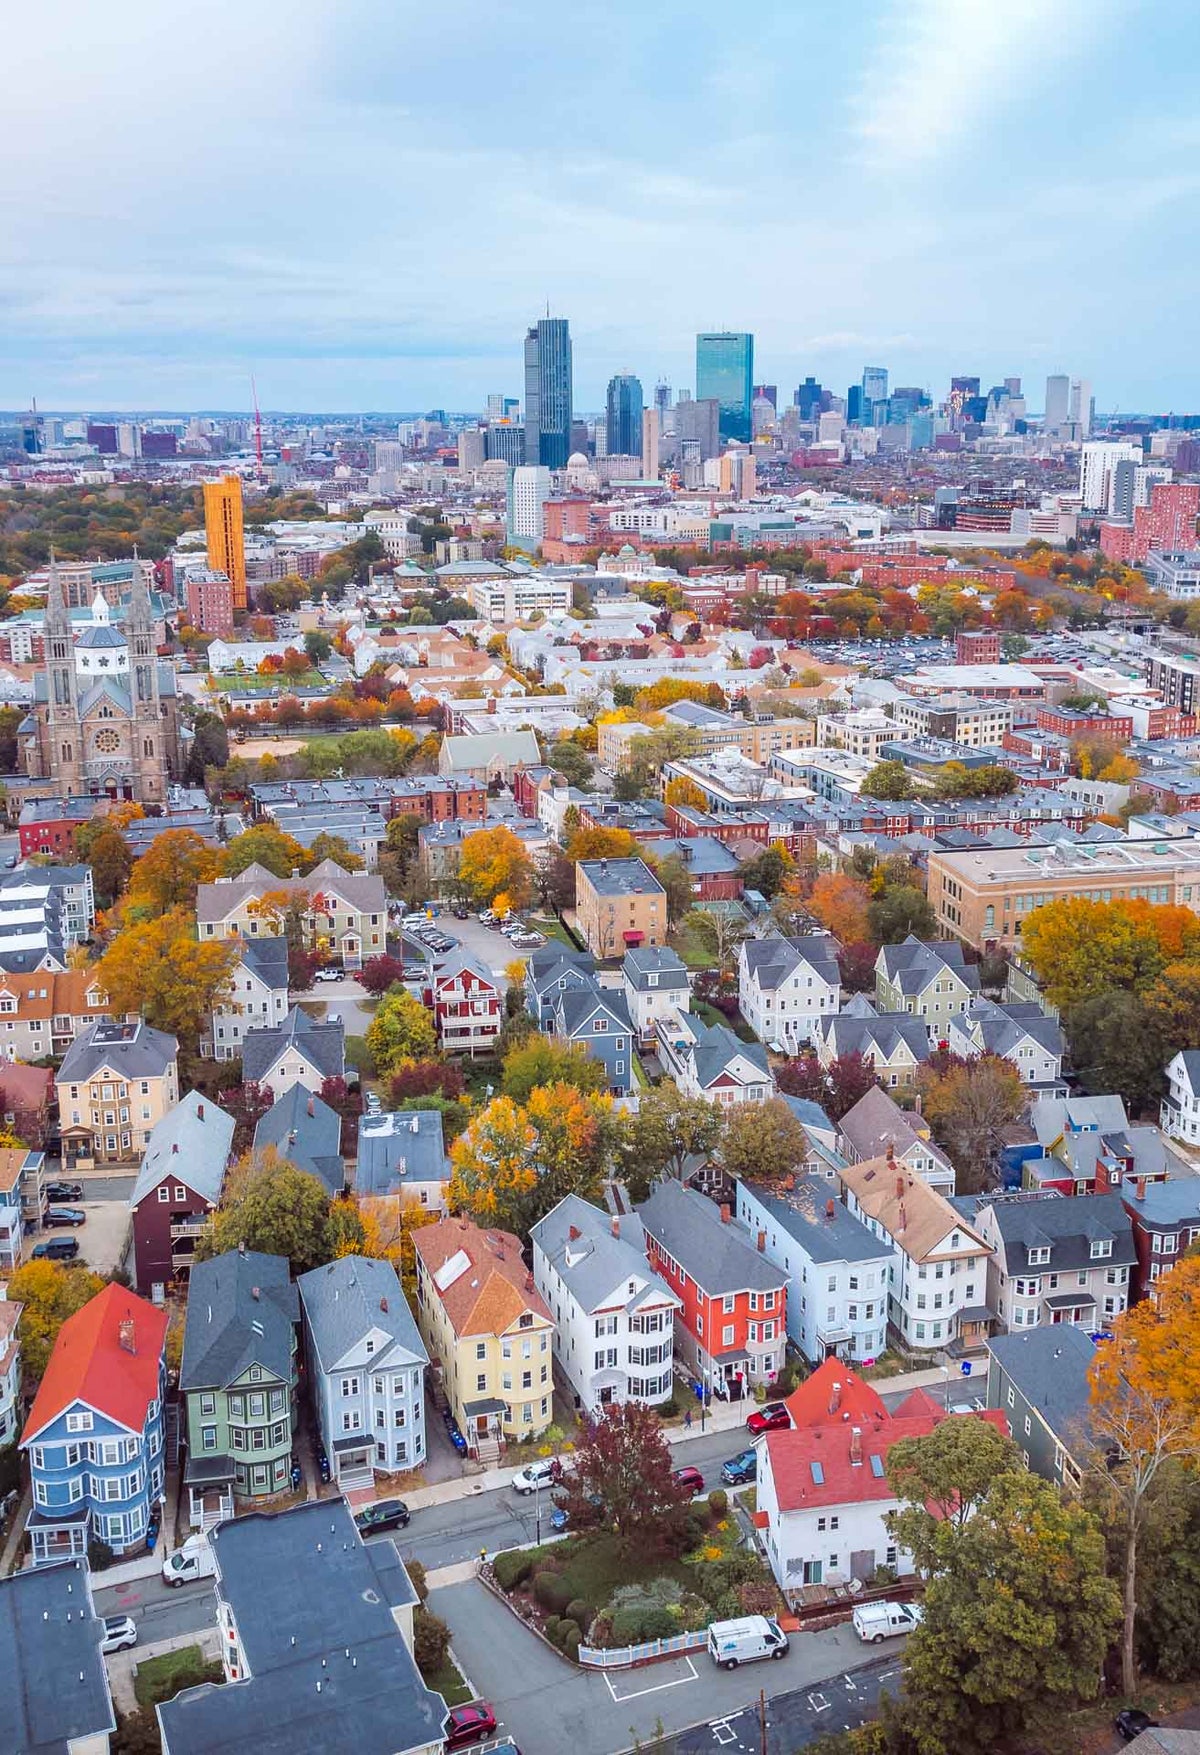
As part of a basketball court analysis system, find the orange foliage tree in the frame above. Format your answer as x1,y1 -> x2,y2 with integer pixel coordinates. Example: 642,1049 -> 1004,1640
806,872 -> 871,943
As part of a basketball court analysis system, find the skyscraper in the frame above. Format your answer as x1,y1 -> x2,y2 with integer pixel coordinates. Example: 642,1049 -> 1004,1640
606,373 -> 643,457
202,474 -> 246,612
1044,375 -> 1070,435
642,407 -> 660,481
507,465 -> 553,549
696,333 -> 754,444
524,317 -> 573,469
674,398 -> 721,461
861,366 -> 888,424
795,378 -> 823,420
1069,378 -> 1093,439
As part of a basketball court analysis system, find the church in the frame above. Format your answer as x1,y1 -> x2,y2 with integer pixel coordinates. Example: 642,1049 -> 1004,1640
20,558 -> 182,805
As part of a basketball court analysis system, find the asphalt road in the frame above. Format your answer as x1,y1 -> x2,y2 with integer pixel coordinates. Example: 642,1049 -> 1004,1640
642,1655 -> 903,1754
94,1570 -> 217,1646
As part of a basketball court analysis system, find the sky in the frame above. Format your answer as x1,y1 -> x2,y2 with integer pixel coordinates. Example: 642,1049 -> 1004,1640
3,0 -> 1198,415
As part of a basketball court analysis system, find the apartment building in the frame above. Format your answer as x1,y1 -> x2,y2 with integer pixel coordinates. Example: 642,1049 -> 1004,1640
56,1020 -> 180,1170
196,860 -> 387,970
891,693 -> 1014,748
574,857 -> 665,958
464,565 -> 572,623
973,1192 -> 1135,1334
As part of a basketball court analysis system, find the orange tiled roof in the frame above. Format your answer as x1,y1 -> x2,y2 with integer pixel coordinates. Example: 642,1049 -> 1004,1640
413,1215 -> 552,1340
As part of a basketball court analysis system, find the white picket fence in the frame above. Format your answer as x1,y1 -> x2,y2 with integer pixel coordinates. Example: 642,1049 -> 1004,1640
578,1629 -> 708,1670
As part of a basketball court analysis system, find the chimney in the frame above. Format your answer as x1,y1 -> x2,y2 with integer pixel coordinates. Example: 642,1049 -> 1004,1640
568,1224 -> 581,1241
251,1286 -> 261,1301
829,1380 -> 842,1414
757,1229 -> 766,1253
380,1297 -> 388,1314
171,1142 -> 178,1154
898,1202 -> 907,1232
825,1199 -> 835,1222
886,1143 -> 895,1165
911,1092 -> 921,1116
1135,1177 -> 1146,1201
850,1426 -> 862,1466
197,1102 -> 205,1121
720,1203 -> 731,1224
611,1215 -> 620,1239
307,1096 -> 315,1118
117,1317 -> 136,1355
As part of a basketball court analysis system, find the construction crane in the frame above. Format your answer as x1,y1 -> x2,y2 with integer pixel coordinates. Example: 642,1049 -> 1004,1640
251,376 -> 265,482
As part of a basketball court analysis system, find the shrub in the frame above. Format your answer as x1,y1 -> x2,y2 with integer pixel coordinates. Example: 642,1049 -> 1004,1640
739,1581 -> 781,1616
543,1615 -> 564,1645
706,1489 -> 728,1518
657,1391 -> 680,1419
87,1539 -> 114,1573
715,1587 -> 742,1620
565,1598 -> 594,1632
560,1623 -> 581,1661
611,1604 -> 677,1644
413,1607 -> 451,1676
492,1549 -> 534,1592
407,1558 -> 429,1604
588,1612 -> 614,1647
533,1570 -> 573,1615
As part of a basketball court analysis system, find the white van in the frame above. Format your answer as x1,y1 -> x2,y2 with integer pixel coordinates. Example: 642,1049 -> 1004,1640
706,1614 -> 790,1670
852,1601 -> 923,1643
162,1533 -> 216,1587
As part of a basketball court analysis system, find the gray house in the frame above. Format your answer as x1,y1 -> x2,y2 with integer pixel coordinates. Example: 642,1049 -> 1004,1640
355,1110 -> 450,1211
298,1256 -> 428,1489
974,1192 -> 1136,1336
553,984 -> 635,1095
0,1560 -> 115,1753
524,944 -> 597,1028
253,1085 -> 345,1196
241,1005 -> 345,1097
622,945 -> 690,1046
986,1326 -> 1096,1490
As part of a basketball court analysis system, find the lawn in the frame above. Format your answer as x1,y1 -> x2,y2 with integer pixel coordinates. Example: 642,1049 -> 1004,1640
670,917 -> 718,971
134,1645 -> 223,1710
527,914 -> 578,950
421,1653 -> 473,1708
689,998 -> 759,1045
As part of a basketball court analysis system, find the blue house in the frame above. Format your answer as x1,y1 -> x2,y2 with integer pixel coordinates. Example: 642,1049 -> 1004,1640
523,944 -> 597,1028
552,984 -> 635,1095
21,1282 -> 168,1566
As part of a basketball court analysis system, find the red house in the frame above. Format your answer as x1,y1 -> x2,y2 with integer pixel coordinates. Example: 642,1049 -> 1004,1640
130,1093 -> 235,1299
432,949 -> 503,1057
638,1180 -> 787,1399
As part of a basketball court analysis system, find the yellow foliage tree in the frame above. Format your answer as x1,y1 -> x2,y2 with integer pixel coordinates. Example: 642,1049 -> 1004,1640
448,1083 -> 614,1235
663,776 -> 708,812
97,908 -> 238,1046
126,828 -> 225,916
457,826 -> 534,908
563,825 -> 638,863
7,1260 -> 106,1382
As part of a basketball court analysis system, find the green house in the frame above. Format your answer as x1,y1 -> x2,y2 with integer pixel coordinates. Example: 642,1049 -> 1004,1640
180,1247 -> 299,1529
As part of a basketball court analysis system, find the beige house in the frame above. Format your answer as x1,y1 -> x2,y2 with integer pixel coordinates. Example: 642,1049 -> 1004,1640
56,1020 -> 180,1170
0,968 -> 127,1062
196,859 -> 387,970
412,1216 -> 554,1462
574,857 -> 665,960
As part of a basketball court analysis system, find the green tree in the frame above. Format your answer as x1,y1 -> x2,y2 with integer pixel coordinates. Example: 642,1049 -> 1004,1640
1066,990 -> 1166,1112
547,739 -> 593,790
500,1036 -> 608,1104
887,1414 -> 1022,1567
365,987 -> 438,1075
304,631 -> 333,664
302,832 -> 364,873
862,759 -> 913,801
184,710 -> 229,782
735,843 -> 794,899
223,824 -> 310,879
720,1097 -> 807,1184
74,821 -> 133,910
619,1084 -> 725,1199
867,883 -> 936,945
198,1148 -> 335,1275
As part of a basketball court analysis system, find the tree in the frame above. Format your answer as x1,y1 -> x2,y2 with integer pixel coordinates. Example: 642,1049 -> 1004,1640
6,1261 -> 106,1382
447,1084 -> 614,1235
663,775 -> 708,812
825,1051 -> 877,1120
917,1053 -> 1024,1194
413,1604 -> 452,1676
533,848 -> 575,915
563,825 -> 638,864
198,1148 -> 335,1275
1066,990 -> 1166,1112
457,826 -> 534,909
557,1402 -> 694,1552
1021,897 -> 1168,1012
365,987 -> 438,1076
721,1097 -> 808,1183
303,832 -> 364,873
125,828 -> 224,915
867,883 -> 936,945
648,852 -> 695,926
862,760 -> 913,801
500,1036 -> 607,1104
1144,959 -> 1200,1055
97,908 -> 238,1048
685,907 -> 747,976
837,939 -> 877,994
222,824 -> 310,880
185,710 -> 230,780
807,872 -> 871,943
619,1084 -> 725,1199
357,954 -> 409,997
1134,1462 -> 1200,1684
548,739 -> 593,790
887,1414 -> 1022,1567
736,843 -> 794,899
901,1472 -> 1120,1755
304,631 -> 333,665
74,822 -> 133,910
775,1052 -> 831,1109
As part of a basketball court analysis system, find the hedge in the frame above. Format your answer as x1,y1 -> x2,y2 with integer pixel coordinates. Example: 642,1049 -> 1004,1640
493,1550 -> 534,1592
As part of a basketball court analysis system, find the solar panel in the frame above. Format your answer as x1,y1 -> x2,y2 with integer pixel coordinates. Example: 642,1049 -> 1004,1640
810,1461 -> 824,1485
869,1454 -> 885,1478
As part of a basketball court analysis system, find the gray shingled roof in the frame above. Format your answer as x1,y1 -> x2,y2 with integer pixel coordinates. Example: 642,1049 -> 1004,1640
531,1194 -> 677,1316
237,936 -> 290,990
253,1085 -> 344,1195
556,984 -> 632,1038
196,859 -> 385,925
983,1191 -> 1137,1272
679,1015 -> 769,1088
743,1177 -> 887,1266
987,1326 -> 1096,1447
132,1091 -> 235,1207
58,1018 -> 178,1084
355,1109 -> 447,1197
622,945 -> 690,992
741,934 -> 840,993
298,1255 -> 427,1376
241,1006 -> 345,1088
638,1180 -> 787,1294
817,997 -> 930,1065
0,1560 -> 114,1752
180,1250 -> 299,1391
951,998 -> 1063,1061
876,935 -> 980,998
838,1085 -> 952,1174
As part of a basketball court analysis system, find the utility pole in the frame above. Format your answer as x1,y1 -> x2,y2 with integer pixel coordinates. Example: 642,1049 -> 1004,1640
759,1687 -> 768,1755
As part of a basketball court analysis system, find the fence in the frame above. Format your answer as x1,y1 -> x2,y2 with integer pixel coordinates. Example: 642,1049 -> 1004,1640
578,1629 -> 709,1670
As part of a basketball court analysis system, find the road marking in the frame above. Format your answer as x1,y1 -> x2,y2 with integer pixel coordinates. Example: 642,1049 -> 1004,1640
808,1691 -> 830,1711
709,1720 -> 738,1746
844,1674 -> 858,1689
603,1655 -> 698,1702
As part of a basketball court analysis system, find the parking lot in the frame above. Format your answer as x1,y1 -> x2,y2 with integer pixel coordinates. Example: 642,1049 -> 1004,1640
32,1172 -> 134,1275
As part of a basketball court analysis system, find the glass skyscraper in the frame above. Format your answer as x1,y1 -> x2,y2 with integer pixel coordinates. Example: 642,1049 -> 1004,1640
605,372 -> 643,457
524,317 -> 573,469
696,332 -> 754,444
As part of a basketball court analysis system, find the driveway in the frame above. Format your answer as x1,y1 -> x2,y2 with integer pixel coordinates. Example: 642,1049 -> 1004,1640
296,976 -> 375,1039
31,1173 -> 135,1276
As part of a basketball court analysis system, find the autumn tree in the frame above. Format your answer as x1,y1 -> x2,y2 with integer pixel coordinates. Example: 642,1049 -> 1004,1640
619,1084 -> 725,1200
563,825 -> 638,864
357,954 -> 410,997
721,1097 -> 808,1183
198,1147 -> 335,1275
6,1260 -> 106,1382
557,1402 -> 694,1553
736,842 -> 794,899
447,1084 -> 615,1235
222,823 -> 310,879
663,775 -> 708,812
303,832 -> 364,873
457,826 -> 534,909
1144,959 -> 1200,1055
332,1192 -> 435,1302
917,1052 -> 1025,1194
124,828 -> 224,916
500,1035 -> 607,1104
365,986 -> 438,1075
837,939 -> 877,994
73,821 -> 133,910
1020,896 -> 1172,1012
807,872 -> 871,943
97,908 -> 238,1048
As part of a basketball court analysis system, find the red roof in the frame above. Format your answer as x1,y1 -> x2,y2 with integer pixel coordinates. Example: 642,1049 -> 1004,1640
765,1407 -> 1010,1513
21,1282 -> 168,1445
891,1387 -> 944,1419
783,1358 -> 887,1429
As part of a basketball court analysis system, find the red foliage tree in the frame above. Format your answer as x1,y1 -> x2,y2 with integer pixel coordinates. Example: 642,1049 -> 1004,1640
358,954 -> 410,997
557,1402 -> 695,1553
387,1060 -> 466,1104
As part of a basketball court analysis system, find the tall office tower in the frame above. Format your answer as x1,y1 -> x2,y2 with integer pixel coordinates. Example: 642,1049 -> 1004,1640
1044,374 -> 1070,434
605,372 -> 643,457
642,407 -> 660,480
846,385 -> 863,425
1080,440 -> 1144,513
507,465 -> 553,549
524,317 -> 573,469
861,366 -> 888,423
1069,378 -> 1093,439
674,397 -> 721,461
950,376 -> 980,399
696,333 -> 754,443
795,377 -> 823,421
753,384 -> 778,409
654,381 -> 672,418
1004,377 -> 1022,398
486,393 -> 505,421
457,428 -> 486,470
485,424 -> 525,465
202,474 -> 247,612
751,395 -> 776,438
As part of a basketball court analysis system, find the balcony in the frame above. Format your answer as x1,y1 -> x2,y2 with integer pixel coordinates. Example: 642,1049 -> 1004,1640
170,1216 -> 208,1241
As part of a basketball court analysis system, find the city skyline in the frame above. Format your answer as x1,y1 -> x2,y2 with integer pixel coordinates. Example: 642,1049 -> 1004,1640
6,2 -> 1200,411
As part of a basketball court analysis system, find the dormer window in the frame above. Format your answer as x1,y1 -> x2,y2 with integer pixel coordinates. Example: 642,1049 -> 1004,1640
1028,1246 -> 1050,1266
1090,1239 -> 1113,1260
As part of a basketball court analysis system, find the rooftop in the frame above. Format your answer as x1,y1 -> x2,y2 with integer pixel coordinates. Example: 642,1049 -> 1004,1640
578,856 -> 665,898
22,1283 -> 167,1445
0,1561 -> 114,1753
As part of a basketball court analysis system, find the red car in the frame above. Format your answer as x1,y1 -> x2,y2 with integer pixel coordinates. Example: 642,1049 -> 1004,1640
746,1402 -> 791,1435
673,1465 -> 705,1495
445,1703 -> 498,1748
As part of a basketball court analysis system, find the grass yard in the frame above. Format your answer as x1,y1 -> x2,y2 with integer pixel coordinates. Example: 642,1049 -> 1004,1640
527,914 -> 578,949
526,1535 -> 696,1609
421,1653 -> 473,1708
134,1645 -> 223,1710
689,998 -> 760,1045
670,917 -> 718,971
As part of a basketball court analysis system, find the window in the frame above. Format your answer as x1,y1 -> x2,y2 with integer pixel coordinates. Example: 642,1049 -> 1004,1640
201,1426 -> 217,1452
476,1342 -> 487,1360
66,1412 -> 93,1433
157,1186 -> 170,1203
476,1374 -> 487,1393
200,1393 -> 216,1417
1090,1239 -> 1112,1261
722,1325 -> 735,1346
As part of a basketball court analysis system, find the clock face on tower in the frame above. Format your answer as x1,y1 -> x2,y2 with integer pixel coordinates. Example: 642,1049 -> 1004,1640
94,728 -> 121,754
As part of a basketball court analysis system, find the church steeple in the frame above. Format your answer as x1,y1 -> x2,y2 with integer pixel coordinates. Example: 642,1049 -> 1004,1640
127,552 -> 158,712
45,549 -> 77,718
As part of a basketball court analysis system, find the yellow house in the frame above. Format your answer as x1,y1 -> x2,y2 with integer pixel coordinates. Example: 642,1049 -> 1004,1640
412,1216 -> 554,1462
575,857 -> 665,960
56,1019 -> 180,1170
195,859 -> 387,970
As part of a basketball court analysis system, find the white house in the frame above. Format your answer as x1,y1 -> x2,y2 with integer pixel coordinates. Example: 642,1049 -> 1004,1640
207,938 -> 289,1063
241,1006 -> 345,1096
530,1195 -> 680,1412
1162,1049 -> 1200,1145
840,1150 -> 992,1354
622,946 -> 691,1047
736,1177 -> 893,1365
946,1000 -> 1066,1093
655,1012 -> 773,1106
738,935 -> 841,1053
297,1255 -> 428,1490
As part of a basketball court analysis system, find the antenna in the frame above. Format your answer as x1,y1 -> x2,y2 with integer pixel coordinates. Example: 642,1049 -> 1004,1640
251,375 -> 265,483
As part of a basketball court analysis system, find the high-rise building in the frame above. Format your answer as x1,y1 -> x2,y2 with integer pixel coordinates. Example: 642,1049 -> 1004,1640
507,465 -> 553,549
1069,378 -> 1093,440
642,407 -> 660,481
654,381 -> 672,418
1044,374 -> 1070,435
674,397 -> 721,461
485,424 -> 525,466
795,378 -> 823,421
861,367 -> 888,424
846,385 -> 863,425
457,428 -> 486,470
696,333 -> 754,444
1111,461 -> 1171,523
202,474 -> 247,612
605,373 -> 643,457
524,317 -> 573,469
753,384 -> 777,409
1080,440 -> 1144,513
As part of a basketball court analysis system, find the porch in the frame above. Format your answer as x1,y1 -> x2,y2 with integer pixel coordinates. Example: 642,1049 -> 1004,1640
462,1395 -> 507,1465
332,1436 -> 375,1493
185,1455 -> 236,1532
27,1504 -> 89,1567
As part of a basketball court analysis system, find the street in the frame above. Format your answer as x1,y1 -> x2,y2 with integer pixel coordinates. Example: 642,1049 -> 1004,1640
94,1569 -> 217,1647
640,1656 -> 903,1754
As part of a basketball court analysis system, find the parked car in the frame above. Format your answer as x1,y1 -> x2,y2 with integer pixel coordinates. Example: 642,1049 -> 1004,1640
511,1458 -> 558,1495
44,1207 -> 86,1227
721,1448 -> 758,1486
313,967 -> 342,984
403,914 -> 428,929
852,1601 -> 923,1643
452,906 -> 470,920
43,1180 -> 83,1203
672,1465 -> 705,1495
1115,1710 -> 1160,1743
746,1402 -> 790,1435
32,1237 -> 79,1261
101,1615 -> 138,1654
445,1703 -> 498,1749
354,1498 -> 411,1535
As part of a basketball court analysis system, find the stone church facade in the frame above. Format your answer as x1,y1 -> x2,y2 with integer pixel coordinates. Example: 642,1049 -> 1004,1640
20,561 -> 181,805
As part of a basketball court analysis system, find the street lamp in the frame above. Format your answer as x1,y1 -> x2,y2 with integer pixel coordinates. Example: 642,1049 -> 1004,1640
534,1472 -> 542,1544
